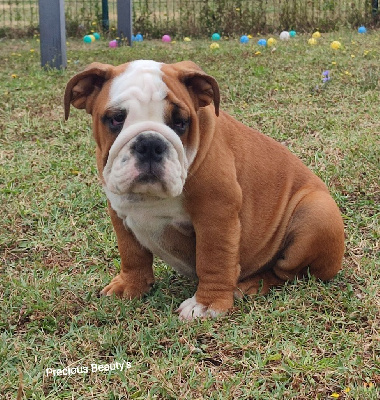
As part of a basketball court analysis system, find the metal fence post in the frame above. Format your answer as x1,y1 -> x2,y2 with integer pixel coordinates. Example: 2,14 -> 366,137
373,0 -> 379,16
102,0 -> 110,32
38,0 -> 67,69
117,0 -> 133,46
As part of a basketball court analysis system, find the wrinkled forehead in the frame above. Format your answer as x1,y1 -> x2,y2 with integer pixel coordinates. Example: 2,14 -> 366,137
108,60 -> 168,108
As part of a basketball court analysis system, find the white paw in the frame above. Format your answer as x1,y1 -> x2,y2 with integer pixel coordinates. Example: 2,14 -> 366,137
176,295 -> 224,321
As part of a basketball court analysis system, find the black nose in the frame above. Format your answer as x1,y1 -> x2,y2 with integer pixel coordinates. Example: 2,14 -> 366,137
132,135 -> 168,163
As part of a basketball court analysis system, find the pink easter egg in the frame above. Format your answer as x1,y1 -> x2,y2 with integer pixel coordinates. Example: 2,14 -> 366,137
162,35 -> 171,43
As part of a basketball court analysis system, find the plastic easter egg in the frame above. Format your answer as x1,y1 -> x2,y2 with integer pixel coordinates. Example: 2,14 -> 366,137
135,33 -> 143,42
162,35 -> 171,42
93,32 -> 100,40
312,31 -> 321,39
109,40 -> 118,48
210,43 -> 220,49
330,41 -> 341,50
289,30 -> 296,37
308,38 -> 317,45
358,26 -> 367,34
279,31 -> 290,41
83,35 -> 92,43
211,33 -> 221,41
267,37 -> 277,46
257,38 -> 267,46
240,35 -> 249,44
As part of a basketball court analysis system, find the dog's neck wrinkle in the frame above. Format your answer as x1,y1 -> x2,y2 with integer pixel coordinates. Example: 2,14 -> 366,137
186,107 -> 217,178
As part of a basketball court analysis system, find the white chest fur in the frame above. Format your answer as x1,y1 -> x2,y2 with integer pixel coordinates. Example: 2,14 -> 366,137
104,189 -> 197,279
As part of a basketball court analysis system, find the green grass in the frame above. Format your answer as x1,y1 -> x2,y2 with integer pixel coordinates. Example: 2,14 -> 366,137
0,31 -> 379,399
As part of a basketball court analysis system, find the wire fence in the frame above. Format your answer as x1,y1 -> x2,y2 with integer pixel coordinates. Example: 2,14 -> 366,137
0,0 -> 379,38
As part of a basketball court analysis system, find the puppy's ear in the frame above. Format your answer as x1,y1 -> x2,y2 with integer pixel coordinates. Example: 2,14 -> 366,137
177,61 -> 220,116
64,62 -> 114,120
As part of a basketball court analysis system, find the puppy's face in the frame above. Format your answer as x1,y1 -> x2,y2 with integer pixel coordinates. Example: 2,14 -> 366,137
64,60 -> 220,199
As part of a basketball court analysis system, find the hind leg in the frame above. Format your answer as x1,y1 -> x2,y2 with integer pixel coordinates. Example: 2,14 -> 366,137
236,191 -> 345,298
273,190 -> 345,282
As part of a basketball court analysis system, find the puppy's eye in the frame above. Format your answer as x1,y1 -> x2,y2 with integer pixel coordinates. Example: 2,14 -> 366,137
172,118 -> 189,136
111,113 -> 126,127
103,110 -> 127,134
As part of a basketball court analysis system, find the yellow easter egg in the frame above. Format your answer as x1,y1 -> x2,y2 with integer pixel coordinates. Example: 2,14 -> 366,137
267,37 -> 277,47
308,38 -> 317,45
184,37 -> 191,42
312,31 -> 321,38
330,41 -> 341,50
89,35 -> 96,42
210,43 -> 220,49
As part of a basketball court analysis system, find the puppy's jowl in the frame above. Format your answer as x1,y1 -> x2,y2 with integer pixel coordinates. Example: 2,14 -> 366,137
65,60 -> 345,320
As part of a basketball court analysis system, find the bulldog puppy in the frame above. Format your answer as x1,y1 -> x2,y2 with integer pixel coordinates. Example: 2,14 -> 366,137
64,60 -> 345,320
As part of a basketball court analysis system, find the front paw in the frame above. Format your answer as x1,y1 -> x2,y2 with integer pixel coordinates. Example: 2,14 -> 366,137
100,273 -> 153,299
176,296 -> 228,321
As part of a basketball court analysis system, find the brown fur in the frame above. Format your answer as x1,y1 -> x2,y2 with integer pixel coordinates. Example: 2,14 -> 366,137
64,61 -> 345,316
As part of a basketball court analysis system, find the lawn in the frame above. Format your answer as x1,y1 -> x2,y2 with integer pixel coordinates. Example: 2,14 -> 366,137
0,30 -> 379,399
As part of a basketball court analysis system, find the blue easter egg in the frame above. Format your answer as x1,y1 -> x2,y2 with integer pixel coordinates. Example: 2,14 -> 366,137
135,33 -> 143,41
289,30 -> 296,37
212,33 -> 221,41
93,32 -> 100,40
83,35 -> 92,43
240,35 -> 249,44
358,26 -> 367,34
258,39 -> 267,46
